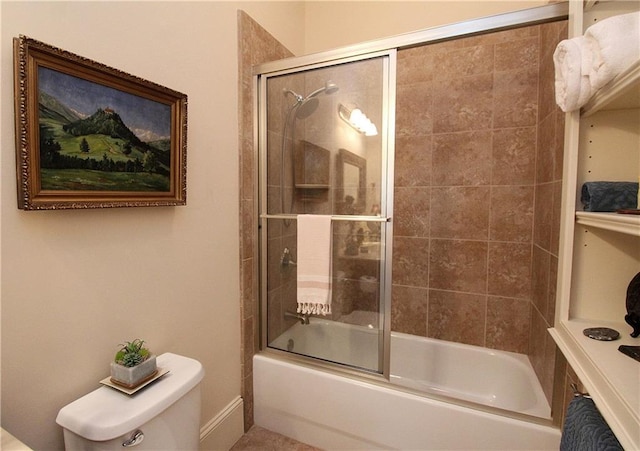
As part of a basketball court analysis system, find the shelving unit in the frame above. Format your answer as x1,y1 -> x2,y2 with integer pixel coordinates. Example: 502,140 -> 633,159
575,211 -> 640,236
550,1 -> 640,449
582,60 -> 640,116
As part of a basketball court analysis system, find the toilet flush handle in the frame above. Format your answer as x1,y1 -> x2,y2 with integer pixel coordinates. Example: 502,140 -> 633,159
122,430 -> 145,447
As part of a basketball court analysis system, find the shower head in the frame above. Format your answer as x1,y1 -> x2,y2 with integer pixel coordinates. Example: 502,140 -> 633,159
325,81 -> 340,95
295,98 -> 320,119
283,88 -> 316,118
283,80 -> 340,119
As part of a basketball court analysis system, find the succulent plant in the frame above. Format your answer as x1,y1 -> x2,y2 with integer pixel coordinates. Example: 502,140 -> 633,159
114,339 -> 150,368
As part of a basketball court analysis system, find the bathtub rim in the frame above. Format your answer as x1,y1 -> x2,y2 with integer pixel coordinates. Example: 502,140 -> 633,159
257,347 -> 556,428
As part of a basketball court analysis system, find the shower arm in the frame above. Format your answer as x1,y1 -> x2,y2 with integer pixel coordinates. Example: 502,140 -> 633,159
283,89 -> 303,103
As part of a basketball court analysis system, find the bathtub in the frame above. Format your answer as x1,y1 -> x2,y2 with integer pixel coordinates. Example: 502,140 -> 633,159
391,331 -> 551,418
257,318 -> 560,450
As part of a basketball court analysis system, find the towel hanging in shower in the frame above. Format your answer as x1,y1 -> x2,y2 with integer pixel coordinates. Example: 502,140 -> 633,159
296,214 -> 332,315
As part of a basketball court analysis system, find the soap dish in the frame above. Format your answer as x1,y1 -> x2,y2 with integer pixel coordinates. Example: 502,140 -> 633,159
583,327 -> 620,341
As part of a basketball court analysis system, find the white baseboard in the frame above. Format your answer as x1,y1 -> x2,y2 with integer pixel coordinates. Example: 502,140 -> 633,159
199,396 -> 244,451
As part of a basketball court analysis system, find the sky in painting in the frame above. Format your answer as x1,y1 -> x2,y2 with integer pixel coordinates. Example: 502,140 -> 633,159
38,66 -> 171,140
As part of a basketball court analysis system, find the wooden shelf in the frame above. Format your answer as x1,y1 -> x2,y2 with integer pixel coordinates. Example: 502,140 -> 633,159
550,319 -> 640,451
556,3 -> 640,450
582,60 -> 640,117
575,211 -> 640,236
583,0 -> 599,11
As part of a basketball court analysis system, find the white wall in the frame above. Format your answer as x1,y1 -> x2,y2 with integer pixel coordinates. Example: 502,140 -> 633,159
0,1 -> 303,449
304,0 -> 549,53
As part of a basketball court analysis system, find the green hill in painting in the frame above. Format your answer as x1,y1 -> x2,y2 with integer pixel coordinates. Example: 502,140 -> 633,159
63,108 -> 144,148
38,92 -> 171,192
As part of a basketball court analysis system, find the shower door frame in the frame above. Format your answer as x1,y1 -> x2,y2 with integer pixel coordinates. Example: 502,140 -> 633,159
252,1 -> 570,384
256,49 -> 397,379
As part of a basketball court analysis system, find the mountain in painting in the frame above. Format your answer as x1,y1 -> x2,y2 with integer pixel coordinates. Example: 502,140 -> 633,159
63,108 -> 145,147
39,91 -> 81,123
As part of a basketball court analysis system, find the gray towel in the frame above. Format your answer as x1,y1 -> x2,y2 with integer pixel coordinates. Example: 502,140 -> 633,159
560,396 -> 623,451
581,181 -> 638,212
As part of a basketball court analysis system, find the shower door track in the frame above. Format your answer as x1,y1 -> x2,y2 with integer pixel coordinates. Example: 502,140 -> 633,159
260,214 -> 390,223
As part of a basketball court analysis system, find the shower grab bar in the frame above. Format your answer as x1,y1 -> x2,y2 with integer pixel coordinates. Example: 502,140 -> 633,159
260,214 -> 390,223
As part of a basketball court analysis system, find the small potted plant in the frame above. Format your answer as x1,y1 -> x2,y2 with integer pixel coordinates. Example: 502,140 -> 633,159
110,339 -> 157,388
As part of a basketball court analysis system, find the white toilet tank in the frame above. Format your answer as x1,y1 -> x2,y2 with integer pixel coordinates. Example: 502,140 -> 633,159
56,353 -> 204,450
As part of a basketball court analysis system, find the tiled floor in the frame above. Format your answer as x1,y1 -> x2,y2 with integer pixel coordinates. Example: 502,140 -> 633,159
230,426 -> 320,451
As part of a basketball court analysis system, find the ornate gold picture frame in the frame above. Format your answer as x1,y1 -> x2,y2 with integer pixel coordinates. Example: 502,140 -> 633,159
13,35 -> 187,210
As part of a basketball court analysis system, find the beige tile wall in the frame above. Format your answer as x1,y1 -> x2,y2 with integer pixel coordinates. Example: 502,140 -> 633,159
238,11 -> 293,431
393,21 -> 568,403
531,19 -> 568,404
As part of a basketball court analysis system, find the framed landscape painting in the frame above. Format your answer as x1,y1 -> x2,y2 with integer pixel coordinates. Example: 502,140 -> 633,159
13,35 -> 187,210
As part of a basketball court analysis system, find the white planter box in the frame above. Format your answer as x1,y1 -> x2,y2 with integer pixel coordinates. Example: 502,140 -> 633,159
110,355 -> 157,388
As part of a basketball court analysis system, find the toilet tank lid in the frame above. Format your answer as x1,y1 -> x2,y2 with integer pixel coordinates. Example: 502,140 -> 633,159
55,353 -> 204,441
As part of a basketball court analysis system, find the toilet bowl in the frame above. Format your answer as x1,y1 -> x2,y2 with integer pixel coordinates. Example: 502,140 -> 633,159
56,353 -> 204,450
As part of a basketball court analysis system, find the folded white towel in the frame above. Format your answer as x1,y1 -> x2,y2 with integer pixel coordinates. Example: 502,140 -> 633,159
553,36 -> 593,112
296,215 -> 332,315
585,11 -> 640,92
553,11 -> 640,112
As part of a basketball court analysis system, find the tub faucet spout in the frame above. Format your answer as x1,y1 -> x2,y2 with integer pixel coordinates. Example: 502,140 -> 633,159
285,310 -> 310,325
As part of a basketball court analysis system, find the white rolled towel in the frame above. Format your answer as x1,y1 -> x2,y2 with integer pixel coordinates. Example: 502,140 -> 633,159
553,36 -> 593,112
586,11 -> 640,91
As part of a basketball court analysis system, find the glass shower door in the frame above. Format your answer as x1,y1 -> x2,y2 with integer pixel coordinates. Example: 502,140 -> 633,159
258,51 -> 395,374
